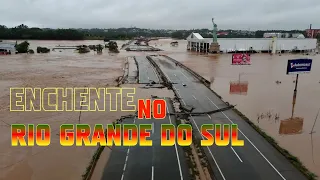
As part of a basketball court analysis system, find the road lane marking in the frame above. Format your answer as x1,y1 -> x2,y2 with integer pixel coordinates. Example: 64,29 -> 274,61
231,147 -> 243,162
175,88 -> 186,105
166,106 -> 184,180
180,71 -> 190,80
152,166 -> 154,180
148,76 -> 150,80
150,63 -> 160,82
164,73 -> 172,82
123,163 -> 127,171
121,147 -> 130,179
174,74 -> 177,76
190,115 -> 226,180
174,90 -> 225,180
181,99 -> 186,105
207,114 -> 212,119
121,117 -> 135,180
205,96 -> 286,180
192,95 -> 197,100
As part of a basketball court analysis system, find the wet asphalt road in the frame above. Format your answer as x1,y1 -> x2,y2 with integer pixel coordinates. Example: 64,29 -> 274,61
134,56 -> 161,84
101,98 -> 189,180
150,55 -> 308,180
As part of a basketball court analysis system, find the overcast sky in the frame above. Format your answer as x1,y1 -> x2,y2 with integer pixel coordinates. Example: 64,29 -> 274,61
1,0 -> 320,30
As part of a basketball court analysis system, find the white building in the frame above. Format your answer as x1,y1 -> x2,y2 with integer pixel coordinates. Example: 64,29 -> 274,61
186,33 -> 317,53
263,33 -> 282,38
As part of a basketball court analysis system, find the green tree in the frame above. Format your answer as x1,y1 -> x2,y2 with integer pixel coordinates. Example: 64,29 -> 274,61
96,44 -> 103,52
15,41 -> 30,53
171,31 -> 184,39
108,41 -> 119,53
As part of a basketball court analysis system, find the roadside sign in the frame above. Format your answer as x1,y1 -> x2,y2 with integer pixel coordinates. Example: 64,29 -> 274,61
286,59 -> 312,74
232,53 -> 251,65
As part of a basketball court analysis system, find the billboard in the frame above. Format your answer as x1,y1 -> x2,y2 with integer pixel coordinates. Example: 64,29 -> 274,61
286,59 -> 312,75
232,54 -> 251,65
305,29 -> 320,38
229,81 -> 248,95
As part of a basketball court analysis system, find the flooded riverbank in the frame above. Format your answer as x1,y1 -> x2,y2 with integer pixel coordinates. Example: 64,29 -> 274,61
0,40 -> 132,180
151,39 -> 320,177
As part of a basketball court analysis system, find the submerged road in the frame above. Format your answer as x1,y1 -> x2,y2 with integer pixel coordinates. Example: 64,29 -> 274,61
101,98 -> 189,180
150,55 -> 308,180
134,56 -> 161,84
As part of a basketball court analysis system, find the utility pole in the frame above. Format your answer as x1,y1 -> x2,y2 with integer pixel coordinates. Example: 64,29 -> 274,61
291,74 -> 299,118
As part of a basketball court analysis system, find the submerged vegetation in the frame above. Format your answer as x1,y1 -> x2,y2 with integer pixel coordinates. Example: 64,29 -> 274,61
88,44 -> 104,52
108,41 -> 119,53
96,44 -> 103,53
15,41 -> 29,53
37,47 -> 50,53
28,49 -> 34,54
77,45 -> 90,53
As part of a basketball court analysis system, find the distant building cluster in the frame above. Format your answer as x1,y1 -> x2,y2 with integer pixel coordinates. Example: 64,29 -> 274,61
305,29 -> 320,38
263,32 -> 305,38
229,30 -> 255,36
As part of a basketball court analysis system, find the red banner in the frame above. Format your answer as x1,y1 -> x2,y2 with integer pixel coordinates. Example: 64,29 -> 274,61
229,82 -> 248,95
232,54 -> 251,65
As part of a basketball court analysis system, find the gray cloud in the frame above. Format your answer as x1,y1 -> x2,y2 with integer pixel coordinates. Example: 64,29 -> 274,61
1,0 -> 320,29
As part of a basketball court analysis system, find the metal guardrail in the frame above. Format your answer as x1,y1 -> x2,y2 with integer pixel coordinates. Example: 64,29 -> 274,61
146,56 -> 172,88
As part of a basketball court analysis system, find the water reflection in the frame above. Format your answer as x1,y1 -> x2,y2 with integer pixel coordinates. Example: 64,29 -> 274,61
310,108 -> 319,134
310,133 -> 316,165
229,81 -> 248,95
279,117 -> 304,135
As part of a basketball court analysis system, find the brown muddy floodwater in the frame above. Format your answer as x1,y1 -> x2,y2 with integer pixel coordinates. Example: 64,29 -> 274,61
0,40 -> 155,180
0,39 -> 319,179
149,39 -> 320,177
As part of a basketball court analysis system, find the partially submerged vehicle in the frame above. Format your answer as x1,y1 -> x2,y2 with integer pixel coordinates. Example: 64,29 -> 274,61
0,49 -> 11,55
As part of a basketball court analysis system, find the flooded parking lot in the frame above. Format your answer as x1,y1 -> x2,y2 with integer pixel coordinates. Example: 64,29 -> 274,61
151,39 -> 320,176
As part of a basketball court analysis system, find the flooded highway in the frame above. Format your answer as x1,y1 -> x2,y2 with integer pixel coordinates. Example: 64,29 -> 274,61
0,39 -> 319,179
102,98 -> 190,180
151,39 -> 320,177
149,54 -> 307,180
